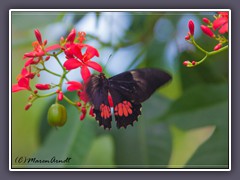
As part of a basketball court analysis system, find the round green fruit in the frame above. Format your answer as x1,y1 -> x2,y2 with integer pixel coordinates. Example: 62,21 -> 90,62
47,104 -> 67,127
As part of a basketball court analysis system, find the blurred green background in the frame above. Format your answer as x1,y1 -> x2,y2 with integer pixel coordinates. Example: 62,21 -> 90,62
11,11 -> 229,169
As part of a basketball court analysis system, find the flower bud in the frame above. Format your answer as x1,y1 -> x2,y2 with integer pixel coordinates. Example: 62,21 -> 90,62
183,60 -> 191,66
202,18 -> 211,24
45,56 -> 50,61
80,107 -> 87,120
89,106 -> 95,117
34,29 -> 42,45
188,20 -> 195,36
58,91 -> 63,101
35,83 -> 51,90
191,61 -> 196,65
47,104 -> 67,127
66,28 -> 76,43
201,25 -> 215,38
185,35 -> 190,40
76,102 -> 82,107
214,43 -> 222,51
25,103 -> 32,111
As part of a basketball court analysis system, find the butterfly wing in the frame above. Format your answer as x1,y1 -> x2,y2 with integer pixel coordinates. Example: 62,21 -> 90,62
108,68 -> 171,128
85,74 -> 112,129
108,68 -> 172,102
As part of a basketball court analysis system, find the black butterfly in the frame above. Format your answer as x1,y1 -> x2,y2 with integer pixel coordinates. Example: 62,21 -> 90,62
85,68 -> 171,129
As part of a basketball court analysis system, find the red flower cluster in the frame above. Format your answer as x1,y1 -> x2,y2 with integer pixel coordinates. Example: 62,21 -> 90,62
12,28 -> 103,122
63,29 -> 102,82
183,12 -> 229,67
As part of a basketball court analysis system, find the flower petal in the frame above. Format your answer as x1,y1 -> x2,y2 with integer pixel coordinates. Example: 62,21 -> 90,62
81,65 -> 91,83
45,44 -> 61,52
213,17 -> 228,30
63,58 -> 82,70
18,77 -> 30,90
82,45 -> 99,62
85,61 -> 102,72
219,23 -> 228,34
66,81 -> 83,91
12,84 -> 27,92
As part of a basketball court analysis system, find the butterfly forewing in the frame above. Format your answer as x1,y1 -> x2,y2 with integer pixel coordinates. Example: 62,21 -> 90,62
109,68 -> 172,102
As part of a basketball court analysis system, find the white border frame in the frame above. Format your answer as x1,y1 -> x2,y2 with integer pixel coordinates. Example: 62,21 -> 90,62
9,9 -> 231,171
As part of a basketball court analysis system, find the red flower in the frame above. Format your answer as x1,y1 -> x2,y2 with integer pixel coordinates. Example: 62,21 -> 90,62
213,12 -> 228,34
23,29 -> 61,67
66,81 -> 83,91
12,68 -> 33,92
63,44 -> 102,82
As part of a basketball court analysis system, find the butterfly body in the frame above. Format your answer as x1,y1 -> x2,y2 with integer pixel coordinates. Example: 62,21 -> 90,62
85,68 -> 171,129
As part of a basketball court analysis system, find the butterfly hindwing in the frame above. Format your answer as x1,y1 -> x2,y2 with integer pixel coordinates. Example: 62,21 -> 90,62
85,74 -> 112,129
109,87 -> 142,129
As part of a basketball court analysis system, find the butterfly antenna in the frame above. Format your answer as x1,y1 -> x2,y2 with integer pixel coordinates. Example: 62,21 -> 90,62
102,54 -> 112,72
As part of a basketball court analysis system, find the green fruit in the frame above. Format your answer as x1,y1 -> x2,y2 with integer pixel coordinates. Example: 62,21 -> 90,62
47,104 -> 67,127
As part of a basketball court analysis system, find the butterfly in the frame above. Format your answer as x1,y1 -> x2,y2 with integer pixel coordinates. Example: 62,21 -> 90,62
85,68 -> 171,129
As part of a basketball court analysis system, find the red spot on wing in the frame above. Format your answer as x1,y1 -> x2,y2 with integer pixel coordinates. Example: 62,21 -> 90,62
114,101 -> 133,117
100,104 -> 111,119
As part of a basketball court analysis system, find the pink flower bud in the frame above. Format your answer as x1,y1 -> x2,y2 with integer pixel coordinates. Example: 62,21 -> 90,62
183,61 -> 190,66
214,43 -> 222,51
25,103 -> 32,110
202,18 -> 211,24
43,40 -> 48,46
80,107 -> 87,120
58,91 -> 63,101
191,61 -> 196,65
34,29 -> 42,45
201,25 -> 215,38
188,20 -> 195,36
89,106 -> 94,117
76,102 -> 82,107
35,84 -> 51,90
66,28 -> 76,43
45,56 -> 50,61
185,35 -> 190,40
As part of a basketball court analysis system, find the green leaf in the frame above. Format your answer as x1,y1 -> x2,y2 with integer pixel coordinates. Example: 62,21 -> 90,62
83,135 -> 116,168
161,83 -> 229,168
168,125 -> 215,168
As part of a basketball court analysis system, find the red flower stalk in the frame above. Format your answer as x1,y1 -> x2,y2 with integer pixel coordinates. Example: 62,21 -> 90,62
12,68 -> 33,92
35,84 -> 51,90
214,43 -> 222,51
200,25 -> 215,38
213,12 -> 228,34
188,20 -> 195,36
